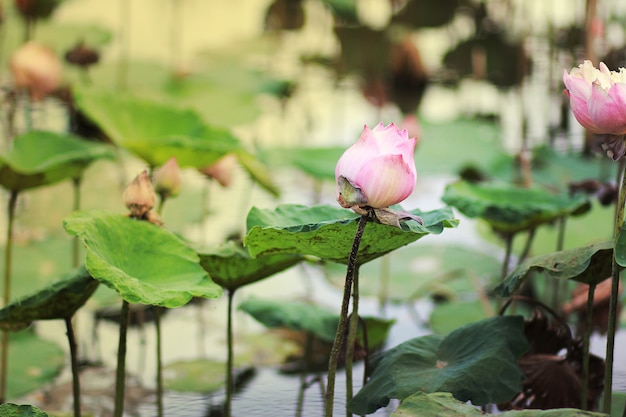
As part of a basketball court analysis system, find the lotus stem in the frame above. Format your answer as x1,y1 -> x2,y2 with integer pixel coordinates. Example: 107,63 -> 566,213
345,267 -> 360,417
113,300 -> 130,417
581,282 -> 595,410
550,217 -> 567,309
65,316 -> 82,417
155,308 -> 164,417
0,190 -> 18,403
225,288 -> 235,417
517,227 -> 536,266
603,157 -> 626,414
500,233 -> 514,281
324,215 -> 368,417
295,332 -> 314,417
378,255 -> 391,315
72,177 -> 82,268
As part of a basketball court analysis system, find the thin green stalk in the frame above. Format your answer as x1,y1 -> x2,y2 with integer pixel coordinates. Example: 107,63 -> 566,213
345,267 -> 360,417
155,308 -> 164,417
603,158 -> 626,414
500,233 -> 514,280
65,316 -> 82,417
225,289 -> 236,417
72,177 -> 82,268
295,332 -> 314,417
113,300 -> 130,417
550,217 -> 567,309
325,215 -> 368,417
0,190 -> 18,403
581,283 -> 595,410
378,255 -> 390,316
517,228 -> 536,266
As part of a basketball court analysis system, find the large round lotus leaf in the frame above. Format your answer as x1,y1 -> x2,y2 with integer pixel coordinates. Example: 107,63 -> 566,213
0,267 -> 98,331
163,359 -> 225,394
198,241 -> 302,291
244,204 -> 458,265
238,297 -> 394,349
74,88 -> 241,168
442,181 -> 590,234
6,330 -> 65,401
429,300 -> 493,335
391,392 -> 609,417
324,244 -> 499,302
495,240 -> 613,297
0,130 -> 114,191
63,211 -> 222,307
348,315 -> 527,414
0,403 -> 50,417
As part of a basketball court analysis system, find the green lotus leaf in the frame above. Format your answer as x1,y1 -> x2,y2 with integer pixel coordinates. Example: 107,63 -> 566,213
391,392 -> 608,417
0,267 -> 98,331
429,300 -> 494,335
495,240 -> 613,297
0,403 -> 50,417
348,315 -> 528,414
0,131 -> 114,191
238,297 -> 394,349
6,330 -> 65,401
74,88 -> 241,167
244,204 -> 458,265
323,244 -> 499,302
442,181 -> 590,234
63,211 -> 222,307
614,223 -> 626,267
198,241 -> 302,291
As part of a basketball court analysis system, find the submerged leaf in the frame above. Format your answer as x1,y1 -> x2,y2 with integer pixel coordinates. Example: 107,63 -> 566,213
348,316 -> 528,414
0,131 -> 114,191
495,241 -> 613,297
442,181 -> 590,234
244,204 -> 458,264
64,210 -> 222,307
0,267 -> 98,330
198,241 -> 302,291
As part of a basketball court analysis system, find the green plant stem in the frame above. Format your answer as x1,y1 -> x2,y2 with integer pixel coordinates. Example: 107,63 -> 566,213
0,190 -> 18,403
155,308 -> 164,417
65,316 -> 82,417
581,283 -> 595,410
378,255 -> 390,315
345,267 -> 360,417
325,215 -> 368,417
225,289 -> 236,417
550,217 -> 567,309
603,157 -> 626,414
517,228 -> 536,266
500,233 -> 514,281
72,176 -> 82,268
114,300 -> 130,417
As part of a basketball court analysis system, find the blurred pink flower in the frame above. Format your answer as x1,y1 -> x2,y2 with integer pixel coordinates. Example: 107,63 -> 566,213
563,60 -> 626,160
336,123 -> 417,211
153,157 -> 182,199
10,41 -> 62,100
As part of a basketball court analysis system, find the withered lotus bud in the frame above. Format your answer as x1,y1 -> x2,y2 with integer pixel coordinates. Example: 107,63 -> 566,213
199,153 -> 237,188
15,0 -> 61,20
123,170 -> 156,218
64,41 -> 100,68
153,157 -> 182,200
10,41 -> 62,100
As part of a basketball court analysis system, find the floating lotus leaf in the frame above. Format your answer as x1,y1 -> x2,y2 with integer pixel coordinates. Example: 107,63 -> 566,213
239,297 -> 394,349
74,88 -> 241,168
348,316 -> 527,414
6,330 -> 65,400
495,241 -> 613,297
391,392 -> 608,417
244,204 -> 458,265
0,131 -> 114,191
442,181 -> 590,234
0,267 -> 98,331
198,241 -> 302,291
163,359 -> 225,394
0,403 -> 50,417
63,211 -> 222,307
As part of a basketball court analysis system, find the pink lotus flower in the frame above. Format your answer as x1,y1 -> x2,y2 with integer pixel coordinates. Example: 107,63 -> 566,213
563,60 -> 626,159
10,41 -> 62,100
336,123 -> 417,211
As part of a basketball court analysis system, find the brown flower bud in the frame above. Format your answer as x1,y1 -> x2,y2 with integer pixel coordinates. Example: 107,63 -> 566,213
64,41 -> 100,68
15,0 -> 60,20
153,157 -> 182,199
199,153 -> 236,188
123,170 -> 156,218
10,41 -> 62,100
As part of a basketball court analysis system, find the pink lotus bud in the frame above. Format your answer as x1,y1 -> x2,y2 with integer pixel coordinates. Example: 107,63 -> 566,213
123,170 -> 156,218
563,60 -> 626,136
335,123 -> 417,210
10,41 -> 62,100
153,157 -> 182,199
199,153 -> 237,188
